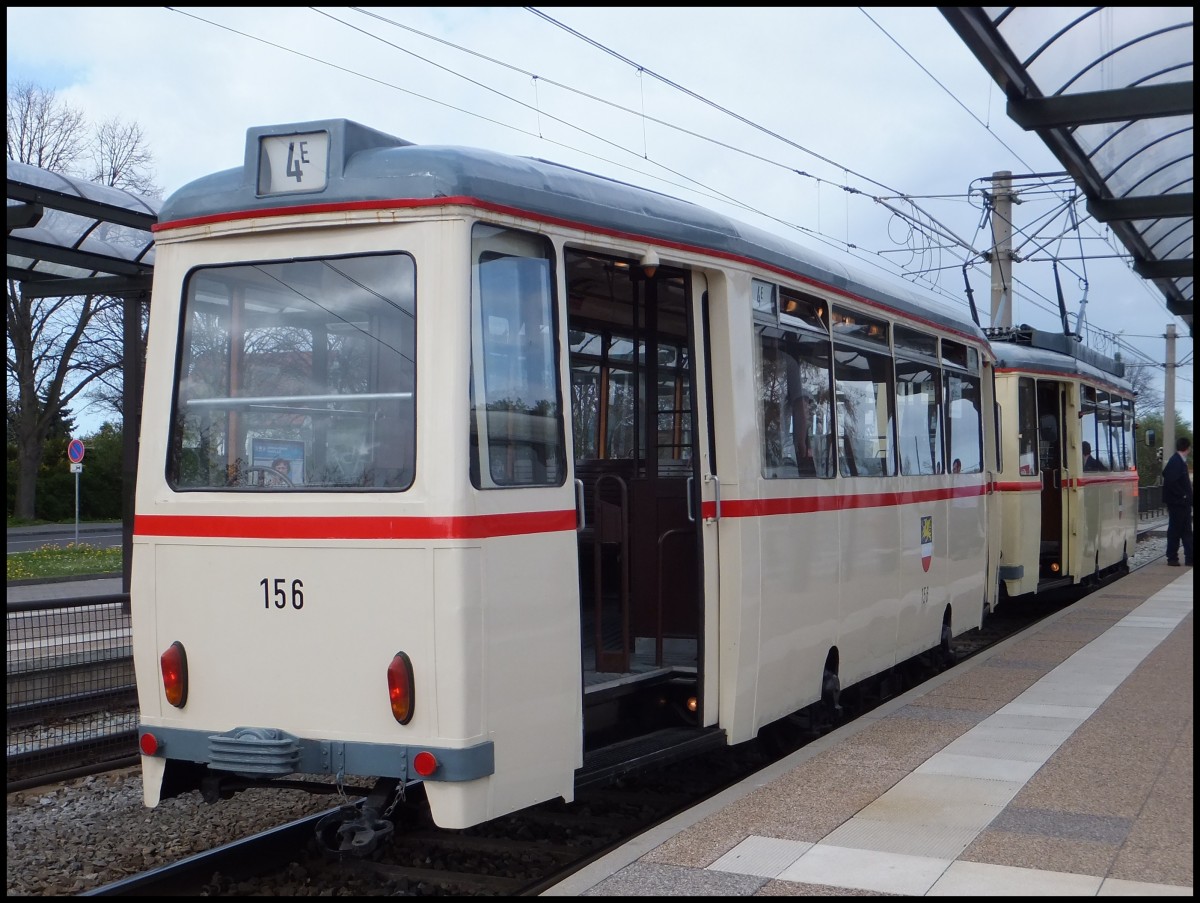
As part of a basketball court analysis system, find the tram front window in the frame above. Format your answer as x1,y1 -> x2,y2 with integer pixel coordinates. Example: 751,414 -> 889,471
167,253 -> 417,491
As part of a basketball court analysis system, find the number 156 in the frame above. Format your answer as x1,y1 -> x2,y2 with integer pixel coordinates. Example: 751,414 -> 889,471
260,578 -> 304,609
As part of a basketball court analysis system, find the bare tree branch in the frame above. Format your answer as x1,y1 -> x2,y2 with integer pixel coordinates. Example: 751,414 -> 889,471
6,82 -> 158,519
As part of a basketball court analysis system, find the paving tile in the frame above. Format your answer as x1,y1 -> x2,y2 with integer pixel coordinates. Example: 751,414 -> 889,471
927,860 -> 1101,896
915,751 -> 1043,783
1098,877 -> 1194,896
820,817 -> 983,860
709,835 -> 810,878
777,844 -> 951,896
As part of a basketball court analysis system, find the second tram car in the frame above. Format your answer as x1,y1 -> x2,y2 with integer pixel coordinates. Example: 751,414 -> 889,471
132,119 -> 1000,847
988,326 -> 1138,601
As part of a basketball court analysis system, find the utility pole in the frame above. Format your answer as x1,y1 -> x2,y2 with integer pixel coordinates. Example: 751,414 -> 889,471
1163,324 -> 1176,463
989,171 -> 1015,328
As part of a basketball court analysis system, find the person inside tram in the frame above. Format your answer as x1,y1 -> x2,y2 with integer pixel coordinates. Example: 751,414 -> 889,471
268,457 -> 294,485
1081,441 -> 1105,471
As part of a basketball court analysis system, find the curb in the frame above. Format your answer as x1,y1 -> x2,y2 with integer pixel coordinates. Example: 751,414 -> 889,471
6,573 -> 122,588
7,523 -> 124,537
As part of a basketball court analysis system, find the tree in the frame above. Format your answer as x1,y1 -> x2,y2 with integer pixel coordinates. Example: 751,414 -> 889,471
6,81 -> 158,519
1123,361 -> 1163,415
1135,410 -> 1192,485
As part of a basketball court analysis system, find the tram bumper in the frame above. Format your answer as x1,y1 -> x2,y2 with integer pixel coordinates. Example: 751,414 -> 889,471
137,723 -> 494,800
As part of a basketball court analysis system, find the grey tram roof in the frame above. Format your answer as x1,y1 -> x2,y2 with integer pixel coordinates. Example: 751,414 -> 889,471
987,326 -> 1134,394
160,119 -> 988,344
942,8 -> 1193,336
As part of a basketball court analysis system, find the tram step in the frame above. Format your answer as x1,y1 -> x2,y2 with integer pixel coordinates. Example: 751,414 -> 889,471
576,725 -> 727,790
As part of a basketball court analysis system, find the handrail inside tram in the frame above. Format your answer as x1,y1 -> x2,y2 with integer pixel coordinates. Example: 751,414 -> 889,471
185,392 -> 413,408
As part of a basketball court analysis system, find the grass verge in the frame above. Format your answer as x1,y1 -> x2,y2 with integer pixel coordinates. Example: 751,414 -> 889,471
7,543 -> 122,581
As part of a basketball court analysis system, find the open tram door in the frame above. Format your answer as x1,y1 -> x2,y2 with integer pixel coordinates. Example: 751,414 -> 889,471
564,248 -> 720,768
1035,379 -> 1071,586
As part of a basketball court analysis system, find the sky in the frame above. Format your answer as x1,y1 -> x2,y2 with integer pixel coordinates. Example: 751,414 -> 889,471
7,6 -> 1192,435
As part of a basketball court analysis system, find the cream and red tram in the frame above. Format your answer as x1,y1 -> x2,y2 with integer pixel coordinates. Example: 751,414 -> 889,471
132,119 -> 999,846
987,327 -> 1137,601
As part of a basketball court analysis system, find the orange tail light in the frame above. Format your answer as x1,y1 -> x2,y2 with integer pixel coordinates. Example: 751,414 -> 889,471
387,652 -> 415,724
160,641 -> 188,708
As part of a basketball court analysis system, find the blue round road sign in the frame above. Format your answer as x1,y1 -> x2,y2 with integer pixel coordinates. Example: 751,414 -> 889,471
68,438 -> 86,463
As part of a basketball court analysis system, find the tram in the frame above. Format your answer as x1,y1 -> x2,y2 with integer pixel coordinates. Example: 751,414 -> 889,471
131,118 -> 999,848
988,326 -> 1138,601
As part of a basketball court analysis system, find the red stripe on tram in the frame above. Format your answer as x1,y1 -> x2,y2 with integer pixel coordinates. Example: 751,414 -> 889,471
134,510 -> 578,541
993,481 -> 1043,492
138,484 -> 989,540
710,483 -> 986,519
1071,473 -> 1139,488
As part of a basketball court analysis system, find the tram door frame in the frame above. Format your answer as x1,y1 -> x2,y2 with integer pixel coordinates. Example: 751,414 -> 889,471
1035,379 -> 1070,580
564,249 -> 712,696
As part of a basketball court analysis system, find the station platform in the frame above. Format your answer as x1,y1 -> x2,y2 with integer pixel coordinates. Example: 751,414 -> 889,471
545,560 -> 1193,897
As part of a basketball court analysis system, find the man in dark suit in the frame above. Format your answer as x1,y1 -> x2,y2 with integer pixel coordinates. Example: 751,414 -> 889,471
1162,436 -> 1193,566
1081,441 -> 1105,472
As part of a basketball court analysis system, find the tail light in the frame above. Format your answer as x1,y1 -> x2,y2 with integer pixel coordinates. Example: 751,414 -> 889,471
387,652 -> 415,724
160,641 -> 188,708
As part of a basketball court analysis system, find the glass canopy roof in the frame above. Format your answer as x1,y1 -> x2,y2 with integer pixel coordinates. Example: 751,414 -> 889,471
6,160 -> 158,299
942,7 -> 1194,335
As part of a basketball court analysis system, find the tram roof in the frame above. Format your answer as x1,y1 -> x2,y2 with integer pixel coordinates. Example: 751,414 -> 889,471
158,118 -> 989,345
988,325 -> 1134,394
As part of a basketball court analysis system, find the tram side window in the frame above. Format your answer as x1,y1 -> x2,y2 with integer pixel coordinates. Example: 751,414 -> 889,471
833,343 -> 895,477
1095,391 -> 1117,471
469,225 -> 565,489
1120,398 -> 1135,470
894,326 -> 942,476
1016,377 -> 1037,475
1080,386 -> 1099,468
168,253 -> 416,491
758,326 -> 835,478
1098,392 -> 1130,471
895,358 -> 942,475
943,341 -> 982,474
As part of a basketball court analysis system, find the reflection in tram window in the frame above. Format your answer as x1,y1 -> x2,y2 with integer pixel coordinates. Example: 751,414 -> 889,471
1120,399 -> 1135,470
469,225 -> 565,489
1096,391 -> 1116,471
1017,377 -> 1038,475
894,325 -> 943,476
895,358 -> 943,476
1081,385 -> 1099,467
834,344 -> 895,477
758,324 -> 835,479
943,342 -> 982,474
168,254 -> 417,491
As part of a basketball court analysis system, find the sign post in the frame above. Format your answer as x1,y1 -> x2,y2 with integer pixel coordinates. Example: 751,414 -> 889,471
67,439 -> 86,545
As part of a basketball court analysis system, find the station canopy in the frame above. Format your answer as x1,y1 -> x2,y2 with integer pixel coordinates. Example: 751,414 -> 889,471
6,160 -> 158,300
942,7 -> 1194,335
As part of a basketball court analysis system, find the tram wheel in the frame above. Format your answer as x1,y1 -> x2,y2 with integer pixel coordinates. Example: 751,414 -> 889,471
821,668 -> 841,710
939,618 -> 956,668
